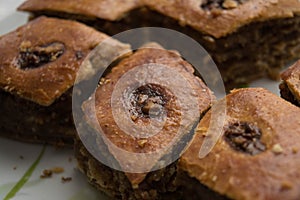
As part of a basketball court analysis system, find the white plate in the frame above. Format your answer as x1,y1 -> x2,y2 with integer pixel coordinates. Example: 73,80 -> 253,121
0,1 -> 281,200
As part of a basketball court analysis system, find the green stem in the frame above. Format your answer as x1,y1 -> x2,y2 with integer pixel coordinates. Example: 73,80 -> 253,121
3,145 -> 46,200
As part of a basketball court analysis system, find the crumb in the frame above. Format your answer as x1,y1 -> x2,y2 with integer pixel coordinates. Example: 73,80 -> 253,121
40,169 -> 53,178
51,167 -> 64,174
40,167 -> 64,178
13,166 -> 17,170
61,177 -> 72,183
272,144 -> 284,154
19,155 -> 24,160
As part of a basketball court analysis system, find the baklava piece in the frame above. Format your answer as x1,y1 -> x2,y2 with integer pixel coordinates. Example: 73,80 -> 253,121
280,60 -> 300,106
18,0 -> 300,88
0,16 -> 129,146
75,44 -> 214,199
178,88 -> 300,200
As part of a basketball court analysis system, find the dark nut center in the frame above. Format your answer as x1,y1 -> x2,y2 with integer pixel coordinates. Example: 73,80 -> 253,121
17,41 -> 65,69
224,122 -> 266,155
129,84 -> 169,121
201,0 -> 248,10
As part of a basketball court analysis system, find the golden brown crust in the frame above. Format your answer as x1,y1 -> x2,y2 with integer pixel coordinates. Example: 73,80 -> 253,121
83,44 -> 213,185
0,16 -> 107,106
145,0 -> 300,38
280,60 -> 300,103
18,0 -> 300,38
179,88 -> 300,200
18,0 -> 142,21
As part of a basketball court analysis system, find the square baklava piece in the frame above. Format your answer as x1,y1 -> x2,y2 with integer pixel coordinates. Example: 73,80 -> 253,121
280,60 -> 300,106
75,43 -> 214,199
178,88 -> 300,200
0,16 -> 129,146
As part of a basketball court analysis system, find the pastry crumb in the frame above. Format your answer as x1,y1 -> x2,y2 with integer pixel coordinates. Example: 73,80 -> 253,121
40,169 -> 53,178
61,176 -> 72,183
51,167 -> 64,174
40,167 -> 64,178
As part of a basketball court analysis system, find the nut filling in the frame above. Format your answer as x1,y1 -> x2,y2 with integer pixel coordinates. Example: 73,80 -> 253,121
17,42 -> 65,69
128,84 -> 171,121
224,122 -> 266,155
201,0 -> 248,10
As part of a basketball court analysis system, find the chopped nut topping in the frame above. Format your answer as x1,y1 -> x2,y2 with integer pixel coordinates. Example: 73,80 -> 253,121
272,144 -> 284,154
200,172 -> 208,178
99,78 -> 111,86
281,181 -> 293,191
137,139 -> 148,148
222,0 -> 238,9
19,41 -> 32,51
201,0 -> 248,10
197,127 -> 208,136
224,122 -> 266,155
17,42 -> 65,69
292,147 -> 298,154
131,115 -> 138,122
129,84 -> 169,120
